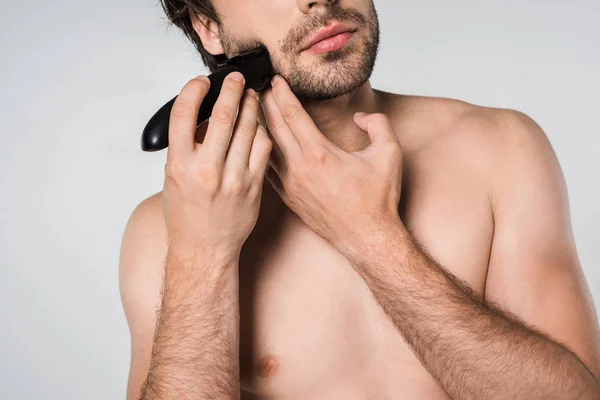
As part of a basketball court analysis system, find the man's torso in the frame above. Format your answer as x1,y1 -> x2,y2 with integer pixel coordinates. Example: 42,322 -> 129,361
144,92 -> 501,399
234,92 -> 497,399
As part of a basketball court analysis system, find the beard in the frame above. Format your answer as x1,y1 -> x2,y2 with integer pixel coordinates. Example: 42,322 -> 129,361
218,0 -> 380,103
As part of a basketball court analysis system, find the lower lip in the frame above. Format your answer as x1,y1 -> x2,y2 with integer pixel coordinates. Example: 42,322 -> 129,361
303,31 -> 354,54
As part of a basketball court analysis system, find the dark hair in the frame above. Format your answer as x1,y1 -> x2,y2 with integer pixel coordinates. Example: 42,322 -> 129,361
159,0 -> 225,73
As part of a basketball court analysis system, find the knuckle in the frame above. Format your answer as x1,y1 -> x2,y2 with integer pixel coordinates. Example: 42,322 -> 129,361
236,122 -> 256,140
384,140 -> 401,155
267,116 -> 286,133
223,177 -> 246,195
281,104 -> 300,122
382,143 -> 402,165
195,164 -> 220,186
165,160 -> 186,179
212,107 -> 235,125
171,101 -> 193,119
309,148 -> 327,164
165,159 -> 222,192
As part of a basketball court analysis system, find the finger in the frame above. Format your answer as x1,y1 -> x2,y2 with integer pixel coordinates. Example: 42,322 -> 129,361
248,124 -> 274,178
258,87 -> 300,160
168,75 -> 211,161
353,112 -> 400,150
269,75 -> 330,149
201,71 -> 246,170
224,88 -> 260,173
265,164 -> 287,203
257,99 -> 285,173
263,123 -> 286,175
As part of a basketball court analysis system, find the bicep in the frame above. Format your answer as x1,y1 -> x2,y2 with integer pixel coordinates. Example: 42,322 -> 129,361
483,111 -> 600,378
119,193 -> 168,400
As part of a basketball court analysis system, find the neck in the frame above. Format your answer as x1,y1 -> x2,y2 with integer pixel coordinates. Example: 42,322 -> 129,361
300,80 -> 382,154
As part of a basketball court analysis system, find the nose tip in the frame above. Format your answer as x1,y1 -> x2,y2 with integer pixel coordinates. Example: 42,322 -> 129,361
298,0 -> 337,13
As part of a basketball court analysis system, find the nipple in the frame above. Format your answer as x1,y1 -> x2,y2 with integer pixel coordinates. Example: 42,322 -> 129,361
258,354 -> 280,378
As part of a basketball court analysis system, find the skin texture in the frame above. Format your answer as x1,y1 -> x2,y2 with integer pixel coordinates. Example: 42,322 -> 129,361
119,0 -> 600,399
194,0 -> 379,102
131,72 -> 273,400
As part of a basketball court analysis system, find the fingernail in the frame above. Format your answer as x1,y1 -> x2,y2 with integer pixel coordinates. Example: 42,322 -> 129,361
355,112 -> 366,118
246,88 -> 257,99
270,75 -> 280,87
230,71 -> 244,82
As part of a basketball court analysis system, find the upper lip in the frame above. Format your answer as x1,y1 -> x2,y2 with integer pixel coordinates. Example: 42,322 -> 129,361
300,22 -> 356,51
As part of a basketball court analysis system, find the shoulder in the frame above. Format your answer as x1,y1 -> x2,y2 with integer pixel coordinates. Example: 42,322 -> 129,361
119,190 -> 167,269
385,91 -> 547,154
385,92 -> 556,205
440,99 -> 553,179
124,190 -> 165,233
118,191 -> 168,400
118,190 -> 167,320
442,101 -> 560,214
447,99 -> 558,214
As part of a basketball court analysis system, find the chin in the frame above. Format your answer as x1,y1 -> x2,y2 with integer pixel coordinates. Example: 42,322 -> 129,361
287,56 -> 375,102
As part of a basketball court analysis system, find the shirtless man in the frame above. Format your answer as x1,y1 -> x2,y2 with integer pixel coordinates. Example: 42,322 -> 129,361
118,0 -> 600,398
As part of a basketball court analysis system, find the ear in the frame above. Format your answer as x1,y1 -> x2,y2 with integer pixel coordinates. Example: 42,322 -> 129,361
189,10 -> 225,56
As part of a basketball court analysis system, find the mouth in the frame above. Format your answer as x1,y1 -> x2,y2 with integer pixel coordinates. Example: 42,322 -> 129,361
300,22 -> 357,54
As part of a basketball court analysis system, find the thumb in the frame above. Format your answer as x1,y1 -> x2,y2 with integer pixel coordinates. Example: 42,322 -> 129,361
352,112 -> 398,152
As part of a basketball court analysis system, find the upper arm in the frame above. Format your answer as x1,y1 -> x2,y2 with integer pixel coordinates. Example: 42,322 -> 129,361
118,192 -> 168,400
484,110 -> 600,378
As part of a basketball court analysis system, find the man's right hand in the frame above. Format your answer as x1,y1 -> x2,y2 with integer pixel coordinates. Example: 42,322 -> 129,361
163,71 -> 273,258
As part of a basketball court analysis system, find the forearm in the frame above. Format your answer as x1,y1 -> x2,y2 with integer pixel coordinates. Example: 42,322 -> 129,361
343,221 -> 598,400
140,247 -> 241,400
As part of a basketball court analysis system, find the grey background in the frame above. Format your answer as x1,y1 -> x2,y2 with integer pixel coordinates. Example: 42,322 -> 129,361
1,0 -> 598,398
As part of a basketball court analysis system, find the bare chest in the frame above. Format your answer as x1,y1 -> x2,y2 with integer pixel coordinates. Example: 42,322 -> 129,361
237,147 -> 494,399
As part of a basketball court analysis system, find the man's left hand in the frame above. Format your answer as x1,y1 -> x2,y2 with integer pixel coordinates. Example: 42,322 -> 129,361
258,75 -> 405,249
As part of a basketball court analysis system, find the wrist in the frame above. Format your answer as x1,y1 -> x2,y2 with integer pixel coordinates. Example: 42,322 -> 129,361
168,235 -> 240,258
167,242 -> 240,270
340,215 -> 411,265
165,247 -> 240,298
